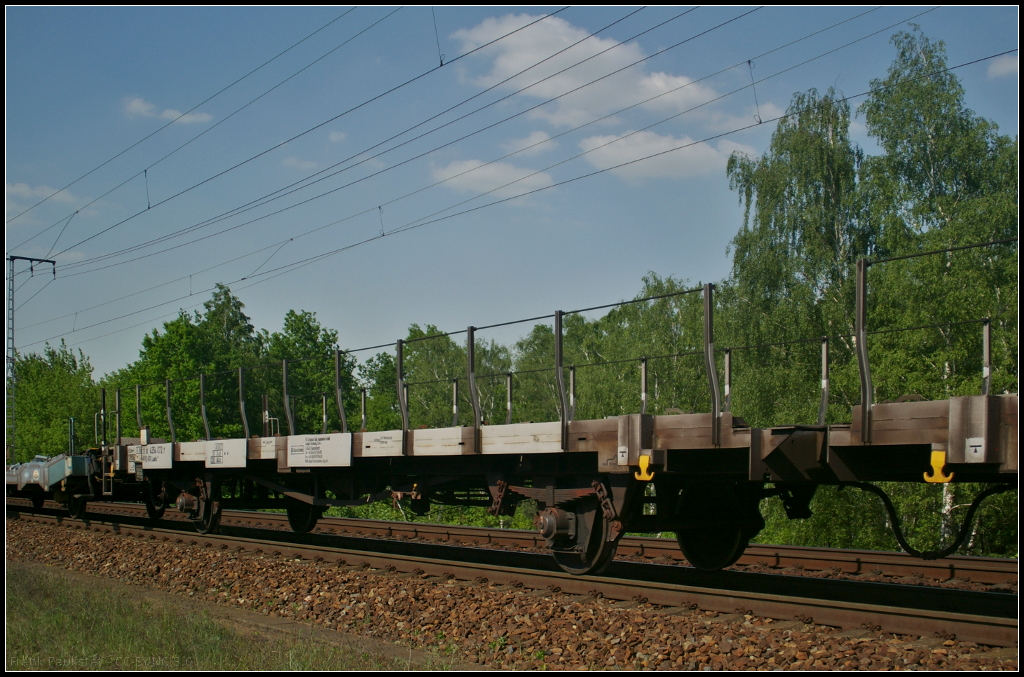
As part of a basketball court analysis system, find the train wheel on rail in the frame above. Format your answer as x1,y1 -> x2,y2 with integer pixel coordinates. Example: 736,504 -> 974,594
541,494 -> 617,576
286,501 -> 321,533
144,479 -> 167,520
673,482 -> 765,571
68,494 -> 88,519
30,494 -> 46,510
177,477 -> 222,535
675,526 -> 746,571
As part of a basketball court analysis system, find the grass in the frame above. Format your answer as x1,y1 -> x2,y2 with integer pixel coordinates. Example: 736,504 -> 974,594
5,562 -> 416,671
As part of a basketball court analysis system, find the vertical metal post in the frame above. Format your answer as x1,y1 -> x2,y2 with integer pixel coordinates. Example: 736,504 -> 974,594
165,380 -> 176,443
101,388 -> 111,496
262,394 -> 269,437
818,337 -> 830,426
68,417 -> 76,456
702,283 -> 721,447
855,258 -> 873,443
568,366 -> 576,421
505,372 -> 513,425
396,339 -> 409,432
199,373 -> 211,440
100,387 -> 107,448
321,393 -> 328,434
722,349 -> 731,413
135,384 -> 143,432
282,360 -> 295,436
467,327 -> 482,430
6,256 -> 55,463
334,349 -> 348,433
238,368 -> 250,438
640,358 -> 648,415
451,379 -> 459,426
115,388 -> 121,448
554,311 -> 569,450
982,318 -> 991,396
360,388 -> 367,430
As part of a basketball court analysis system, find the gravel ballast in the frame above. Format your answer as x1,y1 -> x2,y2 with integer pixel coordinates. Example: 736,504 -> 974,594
6,518 -> 1017,671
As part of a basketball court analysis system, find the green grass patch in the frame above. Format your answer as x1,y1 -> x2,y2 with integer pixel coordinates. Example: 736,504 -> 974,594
5,562 -> 413,671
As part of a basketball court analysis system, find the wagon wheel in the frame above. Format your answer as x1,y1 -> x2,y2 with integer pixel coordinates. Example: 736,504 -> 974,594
68,494 -> 88,519
192,478 -> 222,535
286,501 -> 321,534
144,479 -> 167,520
548,496 -> 618,576
30,494 -> 46,510
673,482 -> 763,571
675,526 -> 747,571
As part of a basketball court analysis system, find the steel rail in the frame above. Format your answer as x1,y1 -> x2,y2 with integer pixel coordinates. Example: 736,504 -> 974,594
14,499 -> 1016,586
9,506 -> 1016,647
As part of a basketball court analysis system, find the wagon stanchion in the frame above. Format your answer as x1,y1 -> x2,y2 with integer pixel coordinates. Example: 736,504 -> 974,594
981,318 -> 991,396
238,368 -> 250,439
282,360 -> 295,437
818,337 -> 830,426
334,349 -> 348,434
199,373 -> 211,441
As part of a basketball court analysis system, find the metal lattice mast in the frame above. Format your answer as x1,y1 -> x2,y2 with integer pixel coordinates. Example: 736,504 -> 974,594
6,256 -> 55,462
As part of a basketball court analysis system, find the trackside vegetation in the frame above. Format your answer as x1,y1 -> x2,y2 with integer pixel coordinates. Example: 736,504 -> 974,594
8,30 -> 1017,557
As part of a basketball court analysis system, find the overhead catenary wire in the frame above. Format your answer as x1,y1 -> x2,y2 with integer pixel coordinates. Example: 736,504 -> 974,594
46,8 -> 571,260
48,6 -> 676,274
41,5 -> 872,283
7,7 -> 359,233
47,5 -> 896,283
13,6 -> 394,256
17,48 -> 1014,350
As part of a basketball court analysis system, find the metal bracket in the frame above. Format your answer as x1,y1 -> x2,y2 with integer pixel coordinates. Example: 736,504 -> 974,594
923,449 -> 954,483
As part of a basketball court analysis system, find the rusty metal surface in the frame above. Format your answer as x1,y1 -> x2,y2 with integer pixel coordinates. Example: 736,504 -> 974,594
13,498 -> 1016,586
10,507 -> 1016,647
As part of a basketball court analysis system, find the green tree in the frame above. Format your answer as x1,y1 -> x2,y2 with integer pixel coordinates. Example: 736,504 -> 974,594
9,342 -> 96,462
266,310 -> 355,435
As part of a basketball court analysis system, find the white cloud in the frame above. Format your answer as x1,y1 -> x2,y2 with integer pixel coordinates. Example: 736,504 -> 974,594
451,14 -> 719,127
431,159 -> 553,199
577,131 -> 755,183
987,54 -> 1018,78
283,157 -> 317,171
6,182 -> 82,220
501,131 -> 555,156
125,97 -> 157,117
124,96 -> 211,124
329,131 -> 347,143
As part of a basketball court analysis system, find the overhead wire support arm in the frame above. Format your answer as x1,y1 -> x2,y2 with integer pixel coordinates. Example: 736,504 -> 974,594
6,256 -> 56,462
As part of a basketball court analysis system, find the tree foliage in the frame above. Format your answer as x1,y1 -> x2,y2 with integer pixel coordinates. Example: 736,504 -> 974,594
10,30 -> 1016,553
9,342 -> 96,462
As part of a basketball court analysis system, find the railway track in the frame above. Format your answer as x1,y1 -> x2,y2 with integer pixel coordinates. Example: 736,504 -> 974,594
22,499 -> 1016,589
8,503 -> 1017,647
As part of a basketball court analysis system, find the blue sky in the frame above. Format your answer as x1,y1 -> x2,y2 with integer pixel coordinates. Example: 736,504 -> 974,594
6,6 -> 1018,375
